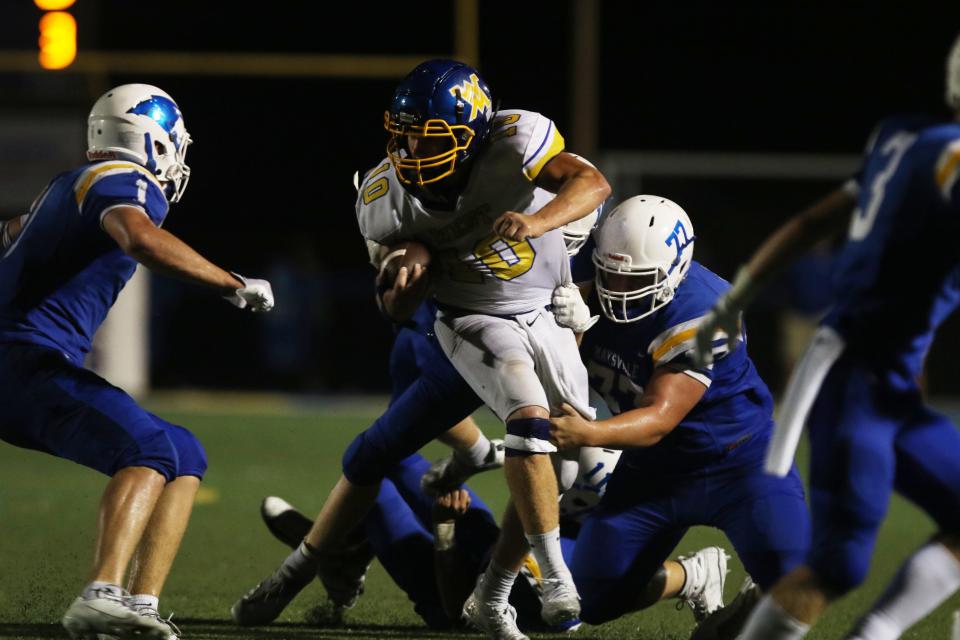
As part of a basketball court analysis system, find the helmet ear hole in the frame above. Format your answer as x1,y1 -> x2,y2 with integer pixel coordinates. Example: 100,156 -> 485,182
154,140 -> 167,156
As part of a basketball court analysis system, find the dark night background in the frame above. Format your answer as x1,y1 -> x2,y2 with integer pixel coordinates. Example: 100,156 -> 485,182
1,1 -> 958,395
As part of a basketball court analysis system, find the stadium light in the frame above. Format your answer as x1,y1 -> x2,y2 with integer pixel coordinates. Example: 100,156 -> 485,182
34,0 -> 75,9
37,10 -> 76,69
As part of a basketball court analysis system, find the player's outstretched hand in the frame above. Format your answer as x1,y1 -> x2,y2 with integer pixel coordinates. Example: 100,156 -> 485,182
550,403 -> 598,450
493,211 -> 547,241
433,488 -> 472,523
692,296 -> 741,368
552,284 -> 598,333
224,272 -> 275,312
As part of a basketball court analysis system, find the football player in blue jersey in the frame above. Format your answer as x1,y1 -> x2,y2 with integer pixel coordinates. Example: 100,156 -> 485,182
257,446 -> 727,638
0,84 -> 274,640
694,34 -> 960,640
547,195 -> 811,629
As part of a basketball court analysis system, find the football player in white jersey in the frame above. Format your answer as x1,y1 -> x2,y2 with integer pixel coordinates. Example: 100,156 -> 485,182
361,59 -> 609,636
233,59 -> 607,639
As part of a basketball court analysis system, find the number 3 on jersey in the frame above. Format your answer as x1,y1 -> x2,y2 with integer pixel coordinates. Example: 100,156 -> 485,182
473,232 -> 536,280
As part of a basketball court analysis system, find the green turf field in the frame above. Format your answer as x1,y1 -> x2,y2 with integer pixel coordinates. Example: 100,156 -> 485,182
1,394 -> 959,639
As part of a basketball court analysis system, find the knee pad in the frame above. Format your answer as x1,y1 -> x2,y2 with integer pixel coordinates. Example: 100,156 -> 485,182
167,425 -> 208,479
505,417 -> 554,456
114,429 -> 178,482
342,430 -> 389,485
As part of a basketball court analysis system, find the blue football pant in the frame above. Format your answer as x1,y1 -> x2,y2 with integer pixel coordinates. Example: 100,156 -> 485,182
806,355 -> 960,593
0,343 -> 206,481
342,326 -> 481,484
572,454 -> 810,623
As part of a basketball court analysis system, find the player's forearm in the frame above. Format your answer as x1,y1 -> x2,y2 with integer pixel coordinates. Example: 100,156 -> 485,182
590,404 -> 679,448
533,168 -> 610,232
432,526 -> 476,623
126,229 -> 241,293
732,186 -> 855,307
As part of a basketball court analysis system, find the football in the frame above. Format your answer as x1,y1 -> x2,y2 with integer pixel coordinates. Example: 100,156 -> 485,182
380,240 -> 432,287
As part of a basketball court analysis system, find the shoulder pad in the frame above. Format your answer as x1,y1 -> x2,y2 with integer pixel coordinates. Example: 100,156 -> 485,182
73,161 -> 162,210
487,109 -> 566,181
355,159 -> 404,244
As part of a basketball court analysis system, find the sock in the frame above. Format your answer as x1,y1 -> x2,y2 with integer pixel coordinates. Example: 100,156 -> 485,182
847,542 -> 960,640
739,595 -> 810,640
457,433 -> 493,467
278,541 -> 320,584
480,561 -> 518,607
82,581 -> 123,600
129,594 -> 160,612
526,527 -> 573,585
677,557 -> 699,600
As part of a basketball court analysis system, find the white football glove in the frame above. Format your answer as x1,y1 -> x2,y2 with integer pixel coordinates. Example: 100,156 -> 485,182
692,267 -> 754,367
224,272 -> 274,313
552,283 -> 598,333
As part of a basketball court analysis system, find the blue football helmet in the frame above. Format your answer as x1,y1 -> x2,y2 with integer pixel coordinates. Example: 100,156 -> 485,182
385,59 -> 495,186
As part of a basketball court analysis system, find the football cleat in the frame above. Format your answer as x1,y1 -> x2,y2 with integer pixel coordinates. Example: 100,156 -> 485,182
131,607 -> 180,640
93,607 -> 180,640
462,582 -> 529,640
230,565 -> 312,626
539,577 -> 581,627
421,438 -> 505,497
688,576 -> 760,640
260,496 -> 312,548
315,540 -> 374,611
62,587 -> 169,640
677,546 -> 730,622
259,496 -> 374,611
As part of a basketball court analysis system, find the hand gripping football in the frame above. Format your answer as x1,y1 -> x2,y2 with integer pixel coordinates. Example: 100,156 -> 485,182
380,240 -> 432,287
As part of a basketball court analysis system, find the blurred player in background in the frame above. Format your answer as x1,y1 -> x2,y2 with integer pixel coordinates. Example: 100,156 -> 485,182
258,446 -> 726,638
550,195 -> 810,630
233,59 -> 609,639
0,84 -> 274,640
694,33 -> 960,640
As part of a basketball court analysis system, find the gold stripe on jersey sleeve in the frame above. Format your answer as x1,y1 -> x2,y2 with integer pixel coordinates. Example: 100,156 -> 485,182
524,130 -> 566,181
74,162 -> 159,208
935,142 -> 960,193
652,327 -> 698,363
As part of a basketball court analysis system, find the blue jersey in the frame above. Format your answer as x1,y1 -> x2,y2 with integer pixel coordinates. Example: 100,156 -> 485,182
581,261 -> 775,475
824,115 -> 960,387
0,161 -> 168,363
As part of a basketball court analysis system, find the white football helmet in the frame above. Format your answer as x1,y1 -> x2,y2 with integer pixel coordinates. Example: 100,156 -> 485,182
559,447 -> 622,523
86,84 -> 192,203
561,206 -> 600,257
593,195 -> 695,323
947,33 -> 960,111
